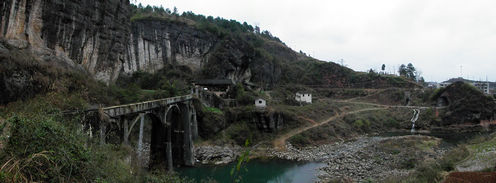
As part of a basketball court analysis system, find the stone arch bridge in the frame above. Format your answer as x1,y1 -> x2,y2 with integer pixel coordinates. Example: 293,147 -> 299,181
88,94 -> 198,171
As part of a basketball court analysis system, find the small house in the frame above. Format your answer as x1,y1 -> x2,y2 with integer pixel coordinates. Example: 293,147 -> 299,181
295,92 -> 312,103
255,98 -> 266,108
194,79 -> 235,98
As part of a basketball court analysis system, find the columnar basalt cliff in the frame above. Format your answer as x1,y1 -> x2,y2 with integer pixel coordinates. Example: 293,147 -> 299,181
0,0 -> 132,81
0,0 -> 418,89
126,19 -> 216,74
0,0 -> 232,83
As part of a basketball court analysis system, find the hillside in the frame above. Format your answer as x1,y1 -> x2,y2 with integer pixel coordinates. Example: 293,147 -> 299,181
0,0 -> 417,98
0,1 -> 435,182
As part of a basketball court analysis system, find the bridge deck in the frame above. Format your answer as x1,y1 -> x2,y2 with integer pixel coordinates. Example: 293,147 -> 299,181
98,94 -> 193,117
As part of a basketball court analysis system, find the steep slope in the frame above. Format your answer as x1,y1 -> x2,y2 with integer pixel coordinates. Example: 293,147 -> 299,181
432,81 -> 496,125
0,0 -> 418,90
0,0 -> 131,81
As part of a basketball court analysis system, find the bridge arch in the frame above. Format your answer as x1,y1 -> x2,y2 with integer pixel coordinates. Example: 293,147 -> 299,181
94,95 -> 197,171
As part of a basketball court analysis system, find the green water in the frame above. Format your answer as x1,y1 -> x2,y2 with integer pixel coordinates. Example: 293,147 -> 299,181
177,159 -> 325,183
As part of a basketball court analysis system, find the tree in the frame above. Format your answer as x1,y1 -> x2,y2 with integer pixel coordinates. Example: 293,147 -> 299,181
399,64 -> 407,77
398,63 -> 419,81
406,63 -> 416,80
254,26 -> 260,34
144,5 -> 153,13
381,64 -> 386,72
173,6 -> 178,15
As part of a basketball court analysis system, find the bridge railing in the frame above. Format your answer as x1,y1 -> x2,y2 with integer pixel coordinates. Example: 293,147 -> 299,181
99,94 -> 194,117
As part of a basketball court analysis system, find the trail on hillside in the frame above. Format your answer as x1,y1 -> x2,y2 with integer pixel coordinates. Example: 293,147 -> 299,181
333,99 -> 439,109
272,98 -> 443,150
273,107 -> 385,150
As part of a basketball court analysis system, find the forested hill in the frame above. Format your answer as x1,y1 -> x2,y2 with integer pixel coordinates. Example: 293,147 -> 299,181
0,0 -> 418,106
129,4 -> 419,89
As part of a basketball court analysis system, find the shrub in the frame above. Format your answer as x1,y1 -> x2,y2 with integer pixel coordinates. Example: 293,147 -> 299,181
353,119 -> 364,128
1,115 -> 93,182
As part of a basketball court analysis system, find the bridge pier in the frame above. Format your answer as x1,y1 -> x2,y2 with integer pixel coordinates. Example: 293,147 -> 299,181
182,102 -> 194,166
123,117 -> 129,145
137,113 -> 145,161
191,106 -> 198,140
93,95 -> 198,171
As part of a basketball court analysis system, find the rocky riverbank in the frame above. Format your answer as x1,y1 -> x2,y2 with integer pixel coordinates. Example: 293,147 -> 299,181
268,135 -> 446,182
194,145 -> 241,165
192,135 -> 447,182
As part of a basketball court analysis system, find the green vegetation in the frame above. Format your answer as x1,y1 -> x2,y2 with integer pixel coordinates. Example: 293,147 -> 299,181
230,139 -> 251,183
0,88 -> 197,183
129,4 -> 416,89
398,63 -> 424,82
0,47 -> 200,182
204,106 -> 223,114
114,65 -> 193,104
431,81 -> 496,125
287,106 -> 442,148
385,144 -> 470,183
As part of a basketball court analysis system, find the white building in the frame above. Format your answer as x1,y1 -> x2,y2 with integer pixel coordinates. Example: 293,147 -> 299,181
255,98 -> 266,108
473,82 -> 490,94
439,82 -> 451,88
295,93 -> 312,103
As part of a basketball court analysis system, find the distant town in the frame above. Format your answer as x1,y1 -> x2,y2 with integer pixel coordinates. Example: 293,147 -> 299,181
427,77 -> 495,95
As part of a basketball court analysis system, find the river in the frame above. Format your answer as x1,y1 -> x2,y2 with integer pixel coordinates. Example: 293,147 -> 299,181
178,159 -> 325,183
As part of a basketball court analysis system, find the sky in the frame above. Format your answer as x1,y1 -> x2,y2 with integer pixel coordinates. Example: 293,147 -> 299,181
135,0 -> 496,82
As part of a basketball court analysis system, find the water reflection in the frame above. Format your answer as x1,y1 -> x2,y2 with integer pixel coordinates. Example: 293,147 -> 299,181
178,159 -> 325,183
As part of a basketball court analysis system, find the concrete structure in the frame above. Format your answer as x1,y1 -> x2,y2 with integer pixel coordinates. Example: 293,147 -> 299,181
426,82 -> 440,88
295,93 -> 312,103
89,94 -> 198,171
255,98 -> 267,108
437,78 -> 492,95
194,79 -> 235,98
473,81 -> 490,94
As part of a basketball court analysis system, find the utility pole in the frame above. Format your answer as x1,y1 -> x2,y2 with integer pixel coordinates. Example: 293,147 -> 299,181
460,65 -> 463,78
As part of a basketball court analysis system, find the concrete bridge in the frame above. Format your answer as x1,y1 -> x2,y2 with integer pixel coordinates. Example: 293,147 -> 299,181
91,94 -> 198,171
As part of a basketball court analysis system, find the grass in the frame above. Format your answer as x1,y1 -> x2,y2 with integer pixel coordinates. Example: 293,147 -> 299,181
467,134 -> 496,153
383,136 -> 475,183
203,106 -> 223,114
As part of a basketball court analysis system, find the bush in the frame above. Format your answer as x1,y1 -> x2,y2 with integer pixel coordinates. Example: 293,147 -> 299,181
0,115 -> 93,182
353,119 -> 364,128
290,134 -> 311,147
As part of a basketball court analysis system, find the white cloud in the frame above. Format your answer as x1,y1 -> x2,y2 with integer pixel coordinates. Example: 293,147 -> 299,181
136,0 -> 496,82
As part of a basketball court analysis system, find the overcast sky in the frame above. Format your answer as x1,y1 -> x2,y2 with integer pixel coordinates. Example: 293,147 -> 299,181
136,0 -> 496,82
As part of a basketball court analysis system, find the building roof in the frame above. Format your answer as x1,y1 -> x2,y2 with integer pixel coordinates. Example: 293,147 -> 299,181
195,79 -> 235,86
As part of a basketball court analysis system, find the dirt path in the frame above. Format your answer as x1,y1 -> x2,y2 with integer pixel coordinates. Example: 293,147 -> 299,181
273,107 -> 386,150
297,116 -> 318,125
333,99 -> 439,109
272,99 -> 442,150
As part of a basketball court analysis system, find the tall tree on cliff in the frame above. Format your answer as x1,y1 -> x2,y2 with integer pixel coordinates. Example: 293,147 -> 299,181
398,63 -> 418,81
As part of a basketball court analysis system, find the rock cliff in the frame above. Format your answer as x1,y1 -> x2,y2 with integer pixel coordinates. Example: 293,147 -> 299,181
0,0 -> 231,83
1,0 -> 416,89
1,0 -> 132,82
126,20 -> 216,74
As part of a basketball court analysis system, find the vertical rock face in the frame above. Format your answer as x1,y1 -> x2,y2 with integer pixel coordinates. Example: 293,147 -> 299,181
0,0 -> 253,84
0,0 -> 131,82
125,20 -> 216,74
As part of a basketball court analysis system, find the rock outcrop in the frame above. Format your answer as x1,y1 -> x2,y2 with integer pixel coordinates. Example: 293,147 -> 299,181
194,145 -> 240,165
1,0 -> 131,82
126,19 -> 216,75
433,81 -> 496,125
0,0 -> 260,84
